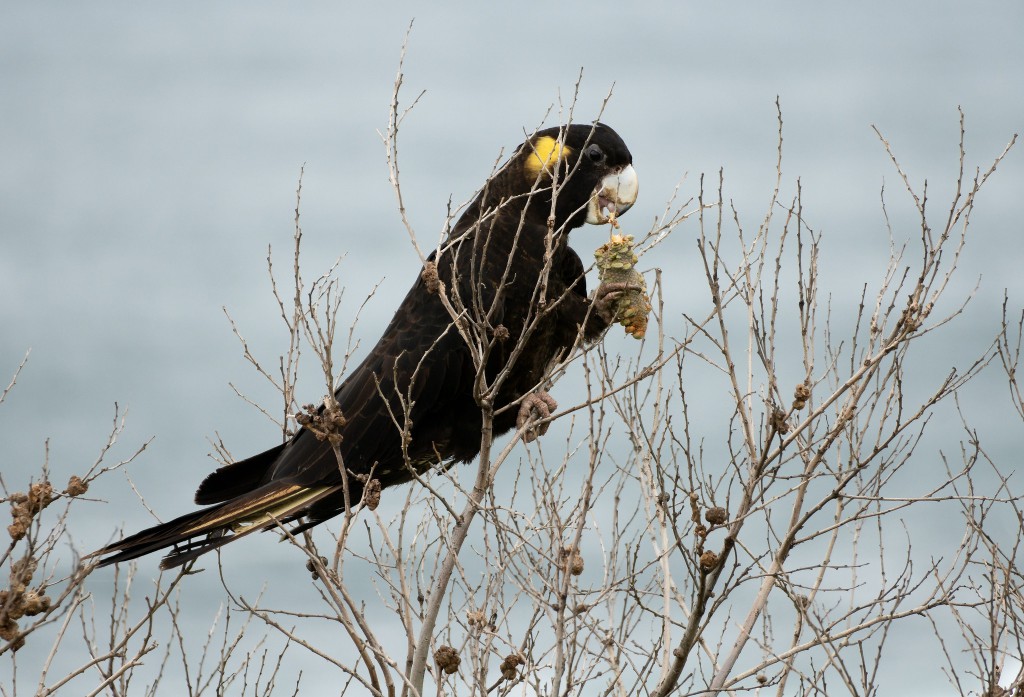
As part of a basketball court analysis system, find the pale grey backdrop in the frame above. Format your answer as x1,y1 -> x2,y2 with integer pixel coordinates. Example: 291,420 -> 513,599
2,2 -> 1023,694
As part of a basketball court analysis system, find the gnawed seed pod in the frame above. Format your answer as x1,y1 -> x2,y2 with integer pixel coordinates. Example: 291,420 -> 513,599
0,616 -> 22,648
305,555 -> 329,580
363,479 -> 381,511
0,614 -> 18,639
7,481 -> 56,542
26,481 -> 54,515
499,653 -> 525,681
10,557 -> 37,593
65,475 -> 88,497
4,493 -> 26,537
594,234 -> 651,339
21,590 -> 51,617
421,260 -> 440,294
699,550 -> 719,571
704,506 -> 727,526
1,590 -> 24,621
559,546 -> 584,576
769,407 -> 790,434
434,645 -> 460,675
792,382 -> 811,410
7,517 -> 28,542
296,401 -> 346,445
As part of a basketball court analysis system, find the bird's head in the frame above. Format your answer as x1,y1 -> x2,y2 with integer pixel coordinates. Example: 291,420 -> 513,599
517,123 -> 638,230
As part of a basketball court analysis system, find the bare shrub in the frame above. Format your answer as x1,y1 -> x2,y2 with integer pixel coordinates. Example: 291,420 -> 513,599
3,51 -> 1020,697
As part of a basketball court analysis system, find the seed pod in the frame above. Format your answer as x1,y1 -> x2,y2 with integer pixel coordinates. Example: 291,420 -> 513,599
65,475 -> 88,497
434,645 -> 460,675
594,234 -> 651,339
704,506 -> 728,526
499,653 -> 525,681
421,260 -> 440,294
363,479 -> 381,511
305,555 -> 329,581
21,590 -> 51,616
792,382 -> 811,410
559,546 -> 585,575
699,550 -> 719,571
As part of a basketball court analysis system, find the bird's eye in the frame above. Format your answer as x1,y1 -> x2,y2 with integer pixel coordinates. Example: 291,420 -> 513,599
585,144 -> 606,164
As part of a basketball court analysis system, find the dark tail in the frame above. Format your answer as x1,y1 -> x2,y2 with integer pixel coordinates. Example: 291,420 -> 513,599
194,443 -> 286,505
92,481 -> 336,569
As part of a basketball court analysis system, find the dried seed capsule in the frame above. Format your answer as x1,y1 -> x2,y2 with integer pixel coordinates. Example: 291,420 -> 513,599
434,645 -> 460,675
363,479 -> 381,511
499,653 -> 525,680
559,546 -> 585,575
704,506 -> 728,526
699,550 -> 719,571
792,382 -> 811,410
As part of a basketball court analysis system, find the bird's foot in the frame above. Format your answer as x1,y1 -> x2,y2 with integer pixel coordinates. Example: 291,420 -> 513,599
517,391 -> 558,443
593,281 -> 644,324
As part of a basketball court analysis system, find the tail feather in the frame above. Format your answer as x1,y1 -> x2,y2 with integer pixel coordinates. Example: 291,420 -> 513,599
93,483 -> 335,569
194,443 -> 287,505
94,507 -> 217,567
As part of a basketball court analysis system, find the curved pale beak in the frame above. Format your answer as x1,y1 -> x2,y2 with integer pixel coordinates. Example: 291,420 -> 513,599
586,164 -> 639,225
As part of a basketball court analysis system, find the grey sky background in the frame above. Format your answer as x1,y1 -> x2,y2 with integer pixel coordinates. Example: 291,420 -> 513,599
3,2 -> 1023,694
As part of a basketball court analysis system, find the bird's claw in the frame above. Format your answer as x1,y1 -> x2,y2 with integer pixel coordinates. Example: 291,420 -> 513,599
593,281 -> 644,324
517,391 -> 558,443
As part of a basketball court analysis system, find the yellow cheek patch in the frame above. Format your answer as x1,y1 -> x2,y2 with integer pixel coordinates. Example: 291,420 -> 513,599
524,136 -> 573,179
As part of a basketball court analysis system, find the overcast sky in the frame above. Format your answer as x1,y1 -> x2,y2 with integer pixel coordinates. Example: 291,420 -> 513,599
2,2 -> 1023,694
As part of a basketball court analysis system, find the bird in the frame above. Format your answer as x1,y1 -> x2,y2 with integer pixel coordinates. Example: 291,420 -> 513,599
94,122 -> 639,569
